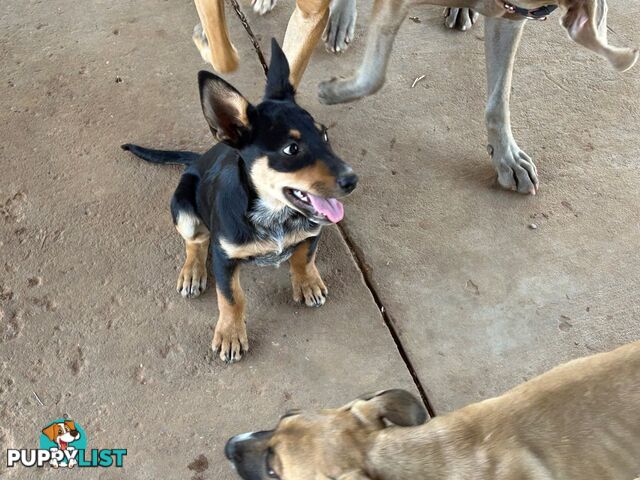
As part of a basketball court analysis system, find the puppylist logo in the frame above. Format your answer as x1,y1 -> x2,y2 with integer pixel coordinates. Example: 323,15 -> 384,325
6,419 -> 127,469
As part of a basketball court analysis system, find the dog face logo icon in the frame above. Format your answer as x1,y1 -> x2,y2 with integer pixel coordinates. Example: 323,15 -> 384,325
6,418 -> 126,469
39,419 -> 86,468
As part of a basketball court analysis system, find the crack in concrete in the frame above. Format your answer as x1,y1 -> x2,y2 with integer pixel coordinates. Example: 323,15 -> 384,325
336,223 -> 437,418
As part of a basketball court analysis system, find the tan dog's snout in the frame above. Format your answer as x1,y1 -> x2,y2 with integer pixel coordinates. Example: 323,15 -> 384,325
225,430 -> 274,479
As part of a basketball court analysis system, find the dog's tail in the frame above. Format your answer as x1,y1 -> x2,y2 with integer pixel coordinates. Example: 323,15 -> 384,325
121,144 -> 199,166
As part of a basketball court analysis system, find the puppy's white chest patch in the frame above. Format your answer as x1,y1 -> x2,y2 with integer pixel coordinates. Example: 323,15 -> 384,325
219,200 -> 320,266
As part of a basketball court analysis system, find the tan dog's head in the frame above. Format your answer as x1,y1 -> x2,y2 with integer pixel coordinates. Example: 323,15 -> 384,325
557,0 -> 638,71
225,390 -> 427,480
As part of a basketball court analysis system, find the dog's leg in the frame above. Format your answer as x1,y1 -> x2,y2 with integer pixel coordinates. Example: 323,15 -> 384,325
289,236 -> 327,307
211,250 -> 248,363
178,238 -> 210,298
283,0 -> 331,87
323,0 -> 357,53
443,8 -> 478,31
193,0 -> 239,73
318,0 -> 408,104
484,17 -> 538,195
173,174 -> 210,298
252,0 -> 278,15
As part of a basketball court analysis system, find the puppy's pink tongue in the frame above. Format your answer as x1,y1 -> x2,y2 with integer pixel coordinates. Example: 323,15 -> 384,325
307,194 -> 344,223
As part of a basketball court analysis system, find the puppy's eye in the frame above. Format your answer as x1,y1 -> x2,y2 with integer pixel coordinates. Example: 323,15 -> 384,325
283,143 -> 299,156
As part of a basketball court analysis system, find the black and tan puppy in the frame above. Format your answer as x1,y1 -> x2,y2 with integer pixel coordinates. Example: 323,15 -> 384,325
122,40 -> 357,363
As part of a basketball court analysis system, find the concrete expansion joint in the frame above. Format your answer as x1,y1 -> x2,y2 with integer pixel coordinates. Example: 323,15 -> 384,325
336,223 -> 437,418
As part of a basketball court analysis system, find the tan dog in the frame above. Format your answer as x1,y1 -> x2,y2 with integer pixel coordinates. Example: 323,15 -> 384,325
192,0 -> 357,87
226,341 -> 640,479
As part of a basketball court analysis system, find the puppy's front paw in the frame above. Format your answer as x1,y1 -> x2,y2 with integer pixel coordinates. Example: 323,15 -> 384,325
252,0 -> 277,15
488,141 -> 539,195
323,0 -> 357,53
177,258 -> 207,298
292,269 -> 328,307
212,318 -> 249,363
444,8 -> 479,31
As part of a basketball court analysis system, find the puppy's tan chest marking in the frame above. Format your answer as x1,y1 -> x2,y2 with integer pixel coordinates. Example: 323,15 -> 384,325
220,229 -> 319,263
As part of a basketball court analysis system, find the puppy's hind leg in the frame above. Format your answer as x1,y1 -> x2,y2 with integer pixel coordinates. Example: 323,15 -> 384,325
318,0 -> 408,104
484,17 -> 538,195
444,8 -> 479,31
173,174 -> 210,298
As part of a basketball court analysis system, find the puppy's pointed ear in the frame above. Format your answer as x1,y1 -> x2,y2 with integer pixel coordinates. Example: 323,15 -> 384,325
198,71 -> 254,145
350,389 -> 428,429
264,39 -> 295,100
561,0 -> 638,72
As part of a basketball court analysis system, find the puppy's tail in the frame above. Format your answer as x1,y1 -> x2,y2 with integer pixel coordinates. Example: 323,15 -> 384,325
121,144 -> 199,166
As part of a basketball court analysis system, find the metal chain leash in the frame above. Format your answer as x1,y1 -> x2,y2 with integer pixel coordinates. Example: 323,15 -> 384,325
227,0 -> 269,76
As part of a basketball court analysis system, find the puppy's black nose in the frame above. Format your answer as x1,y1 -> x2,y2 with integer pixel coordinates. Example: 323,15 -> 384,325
338,173 -> 358,193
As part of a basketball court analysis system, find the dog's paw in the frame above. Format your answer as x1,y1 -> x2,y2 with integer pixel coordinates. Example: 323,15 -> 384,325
318,77 -> 359,104
252,0 -> 276,15
323,0 -> 357,53
444,8 -> 479,31
212,318 -> 249,363
177,259 -> 207,298
193,23 -> 212,64
488,142 -> 539,195
291,270 -> 328,307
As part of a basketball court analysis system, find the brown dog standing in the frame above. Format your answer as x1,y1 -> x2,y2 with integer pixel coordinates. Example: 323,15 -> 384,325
226,341 -> 640,479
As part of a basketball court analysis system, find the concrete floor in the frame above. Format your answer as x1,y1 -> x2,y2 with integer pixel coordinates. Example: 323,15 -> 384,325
1,0 -> 638,478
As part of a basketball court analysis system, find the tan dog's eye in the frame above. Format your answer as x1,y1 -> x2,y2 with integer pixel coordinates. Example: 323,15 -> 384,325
283,143 -> 299,156
266,448 -> 280,478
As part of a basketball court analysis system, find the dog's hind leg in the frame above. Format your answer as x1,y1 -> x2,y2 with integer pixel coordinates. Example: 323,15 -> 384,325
173,174 -> 211,298
193,0 -> 239,73
289,236 -> 327,307
283,0 -> 331,87
484,17 -> 538,195
443,8 -> 478,31
318,0 -> 408,104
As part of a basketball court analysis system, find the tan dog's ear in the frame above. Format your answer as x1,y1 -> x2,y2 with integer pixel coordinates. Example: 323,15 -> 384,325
42,424 -> 60,442
350,389 -> 427,429
560,0 -> 638,72
338,471 -> 373,479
